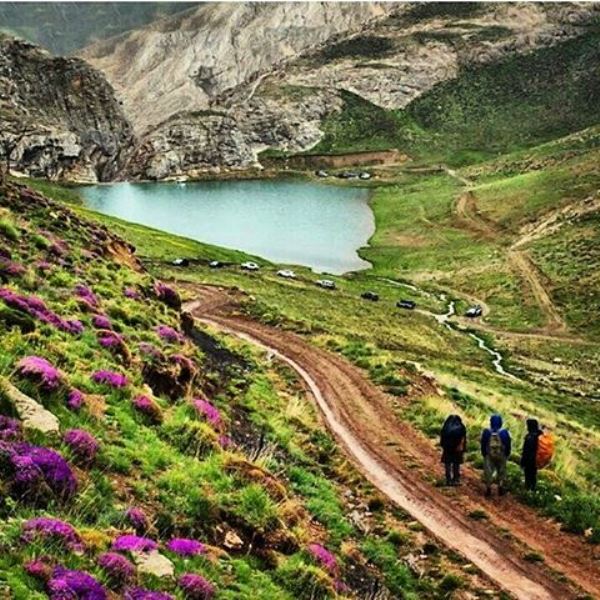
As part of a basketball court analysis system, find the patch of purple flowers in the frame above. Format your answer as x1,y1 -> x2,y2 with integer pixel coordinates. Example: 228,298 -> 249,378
155,325 -> 184,344
139,342 -> 165,362
16,356 -> 63,390
74,284 -> 99,308
178,573 -> 215,600
64,429 -> 99,464
97,330 -> 125,349
22,517 -> 84,551
0,258 -> 25,277
91,370 -> 128,388
92,314 -> 112,330
1,442 -> 77,499
67,389 -> 85,411
25,557 -> 53,580
165,538 -> 206,557
154,281 -> 181,309
124,588 -> 174,600
132,395 -> 162,424
0,288 -> 83,335
125,507 -> 149,532
97,552 -> 136,585
48,566 -> 106,600
124,287 -> 141,300
0,415 -> 21,440
307,543 -> 338,575
112,534 -> 158,553
193,398 -> 221,428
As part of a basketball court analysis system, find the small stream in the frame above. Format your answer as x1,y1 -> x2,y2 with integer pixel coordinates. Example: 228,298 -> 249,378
381,278 -> 515,379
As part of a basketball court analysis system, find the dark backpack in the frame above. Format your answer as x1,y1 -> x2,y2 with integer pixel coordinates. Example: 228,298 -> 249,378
442,420 -> 464,450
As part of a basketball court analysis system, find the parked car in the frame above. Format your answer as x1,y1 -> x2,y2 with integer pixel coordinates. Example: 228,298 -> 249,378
465,305 -> 483,318
171,258 -> 189,267
316,279 -> 336,290
359,172 -> 372,180
241,261 -> 260,271
277,269 -> 296,279
209,260 -> 223,269
397,299 -> 416,310
315,170 -> 329,178
361,291 -> 379,302
337,171 -> 360,180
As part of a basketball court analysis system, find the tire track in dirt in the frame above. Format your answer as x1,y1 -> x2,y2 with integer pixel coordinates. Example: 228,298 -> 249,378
182,287 -> 598,600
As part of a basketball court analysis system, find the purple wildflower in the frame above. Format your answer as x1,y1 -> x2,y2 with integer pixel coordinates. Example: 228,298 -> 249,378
193,398 -> 221,428
178,573 -> 215,600
25,557 -> 53,580
74,284 -> 99,308
218,435 -> 232,449
155,325 -> 184,344
124,588 -> 174,600
0,415 -> 21,440
165,538 -> 205,557
92,314 -> 112,330
124,287 -> 141,300
307,543 -> 338,575
112,534 -> 158,553
97,330 -> 124,349
91,370 -> 128,388
16,356 -> 63,390
2,442 -> 77,499
154,282 -> 181,309
36,260 -> 53,272
125,507 -> 149,532
170,354 -> 195,372
97,552 -> 136,585
62,319 -> 85,335
48,566 -> 106,600
139,343 -> 165,362
132,395 -> 162,424
0,258 -> 25,277
63,429 -> 99,464
67,389 -> 85,411
22,517 -> 83,551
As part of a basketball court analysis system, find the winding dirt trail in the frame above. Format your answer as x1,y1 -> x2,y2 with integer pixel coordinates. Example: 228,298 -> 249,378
182,285 -> 600,600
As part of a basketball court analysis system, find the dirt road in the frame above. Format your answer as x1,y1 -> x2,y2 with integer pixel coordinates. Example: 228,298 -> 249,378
182,286 -> 599,600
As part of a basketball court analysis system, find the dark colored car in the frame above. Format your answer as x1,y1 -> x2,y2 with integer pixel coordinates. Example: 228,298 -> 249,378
397,299 -> 416,310
361,291 -> 379,302
337,171 -> 360,180
465,305 -> 483,318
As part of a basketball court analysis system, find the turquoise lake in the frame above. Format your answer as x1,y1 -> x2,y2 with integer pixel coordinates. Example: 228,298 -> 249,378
81,180 -> 374,274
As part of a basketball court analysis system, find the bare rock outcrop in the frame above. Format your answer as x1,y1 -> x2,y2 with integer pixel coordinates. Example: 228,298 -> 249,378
0,36 -> 134,182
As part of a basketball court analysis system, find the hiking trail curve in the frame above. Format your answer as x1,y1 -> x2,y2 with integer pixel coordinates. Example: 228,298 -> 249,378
182,285 -> 600,600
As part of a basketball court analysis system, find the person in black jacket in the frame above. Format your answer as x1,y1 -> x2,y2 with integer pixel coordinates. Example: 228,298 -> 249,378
440,415 -> 467,486
520,418 -> 541,491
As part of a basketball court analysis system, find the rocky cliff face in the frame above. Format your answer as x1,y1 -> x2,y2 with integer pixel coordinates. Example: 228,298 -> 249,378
0,37 -> 134,182
78,1 -> 599,180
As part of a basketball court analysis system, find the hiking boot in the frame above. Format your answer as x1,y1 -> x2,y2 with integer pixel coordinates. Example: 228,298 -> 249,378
499,486 -> 507,496
484,487 -> 492,497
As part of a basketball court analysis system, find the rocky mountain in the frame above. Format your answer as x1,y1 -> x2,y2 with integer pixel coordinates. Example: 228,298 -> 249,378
0,36 -> 133,182
79,1 -> 600,181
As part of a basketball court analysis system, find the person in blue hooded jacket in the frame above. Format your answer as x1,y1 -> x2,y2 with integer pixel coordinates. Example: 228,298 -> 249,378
480,414 -> 511,497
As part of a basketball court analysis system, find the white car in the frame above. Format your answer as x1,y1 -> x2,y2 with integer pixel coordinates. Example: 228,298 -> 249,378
316,279 -> 336,290
241,261 -> 260,271
277,269 -> 296,279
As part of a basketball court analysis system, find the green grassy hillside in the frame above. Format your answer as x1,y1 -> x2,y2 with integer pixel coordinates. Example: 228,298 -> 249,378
0,181 -> 497,599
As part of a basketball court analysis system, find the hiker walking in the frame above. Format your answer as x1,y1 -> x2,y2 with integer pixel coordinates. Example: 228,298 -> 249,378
440,414 -> 466,486
520,418 -> 554,491
480,414 -> 511,497
520,418 -> 541,491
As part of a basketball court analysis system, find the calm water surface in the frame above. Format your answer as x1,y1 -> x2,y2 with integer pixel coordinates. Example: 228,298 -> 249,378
81,180 -> 374,274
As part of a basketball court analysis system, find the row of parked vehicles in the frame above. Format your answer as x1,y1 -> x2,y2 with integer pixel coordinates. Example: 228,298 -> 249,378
174,257 -> 482,316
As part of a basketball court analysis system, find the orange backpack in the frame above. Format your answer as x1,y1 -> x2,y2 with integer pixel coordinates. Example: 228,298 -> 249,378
536,432 -> 554,469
